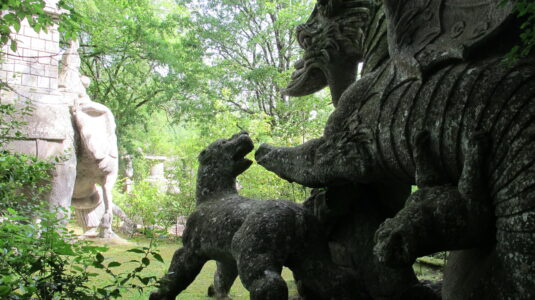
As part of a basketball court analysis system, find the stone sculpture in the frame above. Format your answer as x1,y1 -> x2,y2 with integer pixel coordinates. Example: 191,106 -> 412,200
278,1 -> 438,298
256,0 -> 535,299
59,40 -> 122,238
150,132 -> 360,300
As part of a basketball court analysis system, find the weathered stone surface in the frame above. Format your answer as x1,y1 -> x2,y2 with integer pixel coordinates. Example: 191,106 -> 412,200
151,132 -> 360,300
58,40 -> 121,239
256,0 -> 535,299
1,4 -> 127,240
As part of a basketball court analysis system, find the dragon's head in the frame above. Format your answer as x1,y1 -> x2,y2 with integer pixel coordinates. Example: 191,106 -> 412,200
284,0 -> 374,98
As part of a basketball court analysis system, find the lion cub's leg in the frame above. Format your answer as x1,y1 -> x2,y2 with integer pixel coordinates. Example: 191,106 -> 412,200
232,209 -> 296,300
208,261 -> 238,299
374,131 -> 493,266
150,247 -> 207,300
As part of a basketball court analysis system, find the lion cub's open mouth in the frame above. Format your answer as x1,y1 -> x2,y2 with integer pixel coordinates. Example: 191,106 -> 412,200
232,133 -> 254,165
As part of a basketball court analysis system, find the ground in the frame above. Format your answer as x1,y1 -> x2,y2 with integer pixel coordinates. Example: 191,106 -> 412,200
82,234 -> 441,299
84,236 -> 299,299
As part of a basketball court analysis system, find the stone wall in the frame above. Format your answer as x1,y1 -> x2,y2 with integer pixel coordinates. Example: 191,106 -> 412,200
0,0 -> 64,105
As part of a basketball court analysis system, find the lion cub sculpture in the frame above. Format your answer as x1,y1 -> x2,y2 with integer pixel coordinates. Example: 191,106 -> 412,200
150,132 -> 359,300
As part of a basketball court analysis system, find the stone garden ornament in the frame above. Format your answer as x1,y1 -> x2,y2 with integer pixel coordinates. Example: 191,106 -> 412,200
256,0 -> 535,299
151,132 -> 360,300
59,40 -> 121,239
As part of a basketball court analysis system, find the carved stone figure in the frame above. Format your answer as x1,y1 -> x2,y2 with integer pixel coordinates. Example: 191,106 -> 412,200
278,1 -> 438,298
150,132 -> 360,300
59,40 -> 122,238
256,0 -> 535,299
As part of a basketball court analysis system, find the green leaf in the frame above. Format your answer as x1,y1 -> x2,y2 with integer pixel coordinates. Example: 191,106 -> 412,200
72,265 -> 84,272
141,257 -> 150,266
96,252 -> 104,263
0,285 -> 11,296
139,276 -> 151,285
126,248 -> 145,254
107,261 -> 121,268
152,252 -> 164,263
93,262 -> 104,269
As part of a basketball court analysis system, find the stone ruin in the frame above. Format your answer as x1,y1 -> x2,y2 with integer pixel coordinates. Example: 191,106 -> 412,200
154,0 -> 535,299
0,0 -> 128,240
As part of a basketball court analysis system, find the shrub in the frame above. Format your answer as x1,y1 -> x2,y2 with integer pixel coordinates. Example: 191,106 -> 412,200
0,207 -> 162,299
0,151 -> 54,217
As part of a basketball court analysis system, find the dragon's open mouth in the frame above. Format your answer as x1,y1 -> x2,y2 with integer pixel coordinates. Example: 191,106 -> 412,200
284,58 -> 328,97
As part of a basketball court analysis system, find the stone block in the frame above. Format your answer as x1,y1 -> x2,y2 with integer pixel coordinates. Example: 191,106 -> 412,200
21,73 -> 38,87
14,62 -> 31,75
51,30 -> 59,43
23,48 -> 38,59
30,63 -> 46,76
50,78 -> 58,90
1,62 -> 15,72
31,38 -> 46,51
45,66 -> 58,78
38,55 -> 50,65
16,35 -> 32,49
7,72 -> 22,85
23,21 -> 39,38
6,42 -> 24,57
37,76 -> 50,89
45,40 -> 58,53
38,30 -> 50,40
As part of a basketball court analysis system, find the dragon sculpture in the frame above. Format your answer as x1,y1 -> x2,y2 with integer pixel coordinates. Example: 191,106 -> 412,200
281,1 -> 439,299
256,0 -> 535,299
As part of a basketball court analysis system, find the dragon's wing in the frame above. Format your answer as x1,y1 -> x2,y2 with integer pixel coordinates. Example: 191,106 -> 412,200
74,101 -> 118,162
383,0 -> 514,77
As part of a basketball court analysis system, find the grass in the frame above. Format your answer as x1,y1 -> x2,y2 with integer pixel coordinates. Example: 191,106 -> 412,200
85,236 -> 298,299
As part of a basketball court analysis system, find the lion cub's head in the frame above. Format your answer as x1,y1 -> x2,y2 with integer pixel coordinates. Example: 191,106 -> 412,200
198,131 -> 254,177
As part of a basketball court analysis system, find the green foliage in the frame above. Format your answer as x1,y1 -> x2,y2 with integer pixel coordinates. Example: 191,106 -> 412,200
0,101 -> 32,146
511,0 -> 535,58
68,0 -> 206,152
0,100 -> 55,216
0,151 -> 54,216
68,0 -> 332,213
0,207 -> 162,299
182,0 -> 323,128
114,181 -> 191,233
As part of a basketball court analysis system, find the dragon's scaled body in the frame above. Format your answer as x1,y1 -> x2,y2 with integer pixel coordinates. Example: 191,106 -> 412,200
257,0 -> 535,299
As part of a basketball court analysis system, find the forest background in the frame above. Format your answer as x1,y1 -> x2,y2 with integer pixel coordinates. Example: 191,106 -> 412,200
65,0 -> 330,227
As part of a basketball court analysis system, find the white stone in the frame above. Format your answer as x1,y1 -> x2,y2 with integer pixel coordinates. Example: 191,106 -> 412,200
14,62 -> 30,74
45,40 -> 57,53
45,66 -> 58,78
31,38 -> 46,51
37,76 -> 50,89
16,35 -> 32,48
38,54 -> 50,65
23,48 -> 38,59
6,72 -> 22,85
21,73 -> 38,87
50,78 -> 58,90
51,30 -> 59,43
1,62 -> 15,72
30,63 -> 46,76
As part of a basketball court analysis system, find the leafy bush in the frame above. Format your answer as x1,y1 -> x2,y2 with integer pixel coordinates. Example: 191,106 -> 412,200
0,151 -> 54,217
0,207 -> 162,299
114,181 -> 188,235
